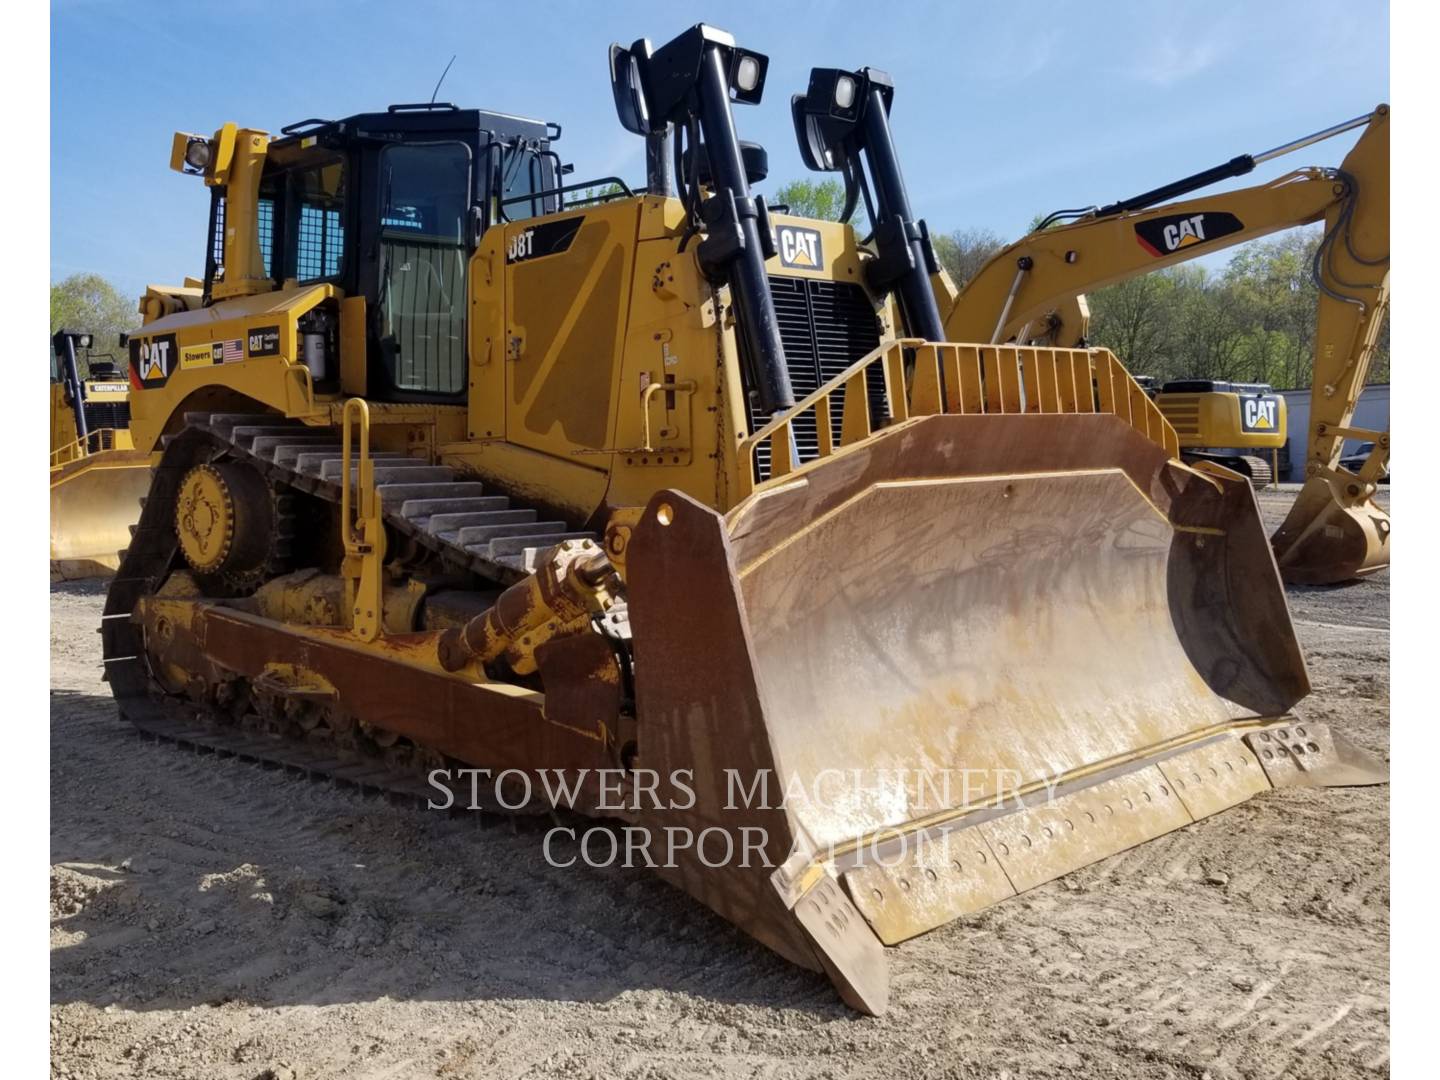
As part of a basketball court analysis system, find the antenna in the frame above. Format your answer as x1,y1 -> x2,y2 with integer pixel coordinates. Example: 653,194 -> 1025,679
430,54 -> 457,106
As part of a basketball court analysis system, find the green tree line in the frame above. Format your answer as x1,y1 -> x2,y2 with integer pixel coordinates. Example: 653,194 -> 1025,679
1084,231 -> 1389,388
50,273 -> 139,378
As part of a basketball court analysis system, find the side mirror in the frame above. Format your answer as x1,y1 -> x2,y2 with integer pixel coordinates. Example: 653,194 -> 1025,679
611,26 -> 769,139
792,96 -> 846,173
609,39 -> 654,136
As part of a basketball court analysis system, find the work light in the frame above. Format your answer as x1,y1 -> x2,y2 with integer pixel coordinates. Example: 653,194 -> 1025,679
184,137 -> 212,172
735,54 -> 761,93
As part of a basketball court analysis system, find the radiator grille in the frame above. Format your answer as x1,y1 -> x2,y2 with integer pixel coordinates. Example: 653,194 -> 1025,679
750,276 -> 883,481
82,400 -> 131,431
1156,394 -> 1202,436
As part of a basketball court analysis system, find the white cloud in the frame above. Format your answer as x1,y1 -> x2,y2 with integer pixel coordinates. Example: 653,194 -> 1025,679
1123,36 -> 1221,87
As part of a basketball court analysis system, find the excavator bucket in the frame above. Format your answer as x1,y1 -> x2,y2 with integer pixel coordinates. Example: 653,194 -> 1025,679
50,450 -> 153,579
1272,476 -> 1390,584
620,341 -> 1382,1014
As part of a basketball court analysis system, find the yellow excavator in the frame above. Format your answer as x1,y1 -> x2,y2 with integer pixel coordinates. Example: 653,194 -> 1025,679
1150,378 -> 1286,489
940,107 -> 1390,583
49,330 -> 154,579
95,27 -> 1384,1014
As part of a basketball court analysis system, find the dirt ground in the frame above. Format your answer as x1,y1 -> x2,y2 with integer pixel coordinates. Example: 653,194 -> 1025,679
50,489 -> 1390,1079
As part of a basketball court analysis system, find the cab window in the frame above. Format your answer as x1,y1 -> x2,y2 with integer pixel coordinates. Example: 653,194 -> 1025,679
286,158 -> 346,282
497,146 -> 549,222
377,141 -> 472,395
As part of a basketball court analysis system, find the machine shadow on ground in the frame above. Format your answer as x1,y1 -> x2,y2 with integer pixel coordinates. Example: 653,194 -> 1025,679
50,690 -> 851,1019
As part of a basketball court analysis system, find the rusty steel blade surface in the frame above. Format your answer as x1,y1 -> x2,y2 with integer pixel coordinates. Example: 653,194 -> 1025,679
723,413 -> 1307,852
619,411 -> 1324,1012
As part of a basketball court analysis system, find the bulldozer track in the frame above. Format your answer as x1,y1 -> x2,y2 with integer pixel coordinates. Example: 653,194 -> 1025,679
125,697 -> 443,808
166,411 -> 598,581
102,413 -> 599,811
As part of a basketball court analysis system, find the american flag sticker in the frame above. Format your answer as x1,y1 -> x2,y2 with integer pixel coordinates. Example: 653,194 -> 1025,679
221,339 -> 244,363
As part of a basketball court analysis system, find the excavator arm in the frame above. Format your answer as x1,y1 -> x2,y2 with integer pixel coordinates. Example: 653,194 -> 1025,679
1270,108 -> 1389,582
942,107 -> 1390,583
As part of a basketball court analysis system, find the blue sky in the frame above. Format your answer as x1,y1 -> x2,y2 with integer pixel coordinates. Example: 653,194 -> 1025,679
52,0 -> 1388,298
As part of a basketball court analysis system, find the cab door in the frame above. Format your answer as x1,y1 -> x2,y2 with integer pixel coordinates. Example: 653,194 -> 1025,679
374,141 -> 473,399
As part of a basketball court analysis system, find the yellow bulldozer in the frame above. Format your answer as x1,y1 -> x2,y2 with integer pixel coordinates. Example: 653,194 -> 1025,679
941,106 -> 1390,582
93,26 -> 1384,1014
49,330 -> 154,579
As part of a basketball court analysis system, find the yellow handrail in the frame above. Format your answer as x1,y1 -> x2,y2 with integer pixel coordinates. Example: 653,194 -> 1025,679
639,378 -> 697,452
340,398 -> 385,641
50,428 -> 122,467
287,361 -> 319,416
736,339 -> 1178,497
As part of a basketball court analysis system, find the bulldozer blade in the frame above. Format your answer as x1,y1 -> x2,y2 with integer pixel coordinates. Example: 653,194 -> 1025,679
50,449 -> 155,579
1271,475 -> 1390,584
1243,721 -> 1388,788
622,411 -> 1351,1013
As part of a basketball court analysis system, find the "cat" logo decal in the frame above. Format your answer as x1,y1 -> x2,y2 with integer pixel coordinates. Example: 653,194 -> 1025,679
1241,394 -> 1281,432
1134,211 -> 1244,257
128,333 -> 178,389
776,226 -> 823,270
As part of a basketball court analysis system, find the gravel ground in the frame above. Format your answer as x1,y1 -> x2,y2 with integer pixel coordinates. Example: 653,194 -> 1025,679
50,489 -> 1390,1079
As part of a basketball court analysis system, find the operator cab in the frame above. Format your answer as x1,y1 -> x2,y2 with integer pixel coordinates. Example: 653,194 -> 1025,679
203,103 -> 562,403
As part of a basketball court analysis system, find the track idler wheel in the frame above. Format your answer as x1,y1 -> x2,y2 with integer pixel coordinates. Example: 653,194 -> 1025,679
174,462 -> 278,592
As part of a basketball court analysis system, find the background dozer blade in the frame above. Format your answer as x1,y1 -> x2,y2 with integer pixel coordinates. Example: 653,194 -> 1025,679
50,450 -> 154,579
1271,475 -> 1390,584
622,410 -> 1357,1014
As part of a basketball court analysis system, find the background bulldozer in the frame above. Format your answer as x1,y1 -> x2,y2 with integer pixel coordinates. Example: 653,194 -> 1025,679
97,25 -> 1384,1014
49,329 -> 153,579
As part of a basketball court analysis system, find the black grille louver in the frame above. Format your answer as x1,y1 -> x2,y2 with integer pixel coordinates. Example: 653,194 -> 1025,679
82,400 -> 131,431
749,276 -> 884,482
